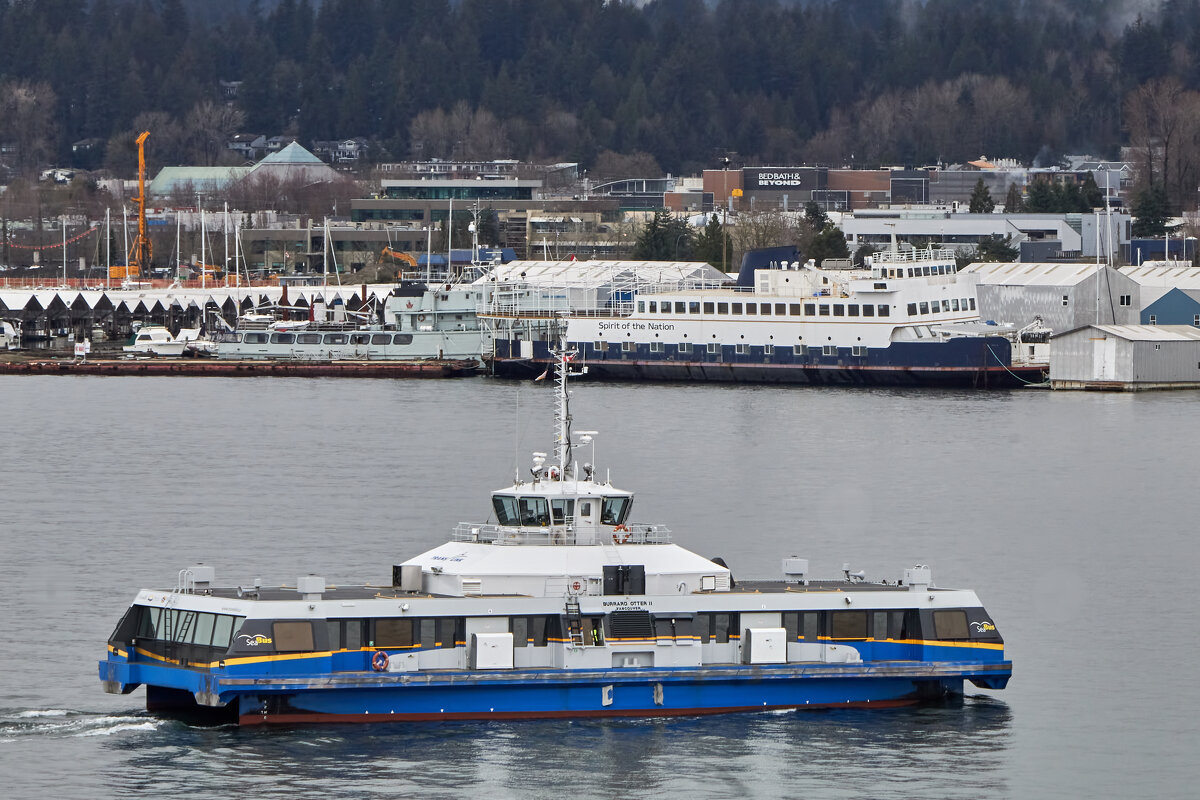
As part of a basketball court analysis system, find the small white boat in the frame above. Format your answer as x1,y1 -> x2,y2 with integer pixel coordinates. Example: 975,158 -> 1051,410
1,319 -> 20,350
123,325 -> 188,356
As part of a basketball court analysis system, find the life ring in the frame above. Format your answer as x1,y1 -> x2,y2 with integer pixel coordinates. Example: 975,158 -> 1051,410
371,650 -> 390,672
417,314 -> 426,322
612,525 -> 631,543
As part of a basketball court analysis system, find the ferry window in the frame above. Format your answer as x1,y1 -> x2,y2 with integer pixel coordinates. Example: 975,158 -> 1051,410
270,332 -> 295,344
393,334 -> 413,345
934,610 -> 970,640
804,303 -> 816,315
654,617 -> 691,643
717,302 -> 729,315
907,268 -> 915,278
852,346 -> 866,357
375,618 -> 416,648
794,344 -> 807,356
833,304 -> 845,316
863,304 -> 874,317
637,301 -> 645,313
371,334 -> 391,345
764,344 -> 774,356
492,495 -> 520,526
819,305 -> 830,316
511,616 -> 529,647
244,332 -> 269,344
649,341 -> 663,353
531,616 -> 553,647
173,611 -> 196,642
735,343 -> 748,354
951,299 -> 960,311
661,303 -> 672,314
551,498 -> 575,523
789,304 -> 802,315
137,606 -> 162,639
345,619 -> 365,650
878,305 -> 890,316
351,333 -> 371,345
923,266 -> 931,276
601,496 -> 631,525
649,301 -> 657,312
212,615 -> 240,649
420,619 -> 436,649
969,299 -> 976,310
872,611 -> 888,640
919,302 -> 929,315
848,305 -> 859,316
703,302 -> 715,314
679,342 -> 692,354
191,612 -> 216,647
746,303 -> 757,315
760,303 -> 772,315
324,333 -> 348,345
783,611 -> 799,641
580,501 -> 592,517
621,341 -> 635,352
593,341 -> 604,351
273,621 -> 315,652
942,300 -> 950,312
436,617 -> 460,649
707,342 -> 719,354
831,611 -> 867,639
674,302 -> 685,313
711,612 -> 738,643
889,611 -> 913,640
519,496 -> 551,526
802,612 -> 819,640
297,333 -> 321,344
907,303 -> 917,315
822,345 -> 837,356
689,302 -> 701,314
694,613 -> 711,643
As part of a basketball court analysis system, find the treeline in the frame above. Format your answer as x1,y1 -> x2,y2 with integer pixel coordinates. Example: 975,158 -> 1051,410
4,1 -> 1200,193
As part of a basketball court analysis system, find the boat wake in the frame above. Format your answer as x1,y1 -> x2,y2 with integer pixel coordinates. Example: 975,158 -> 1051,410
0,708 -> 163,740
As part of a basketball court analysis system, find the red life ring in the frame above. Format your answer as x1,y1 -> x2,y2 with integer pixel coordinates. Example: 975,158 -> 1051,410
612,525 -> 631,543
371,650 -> 390,671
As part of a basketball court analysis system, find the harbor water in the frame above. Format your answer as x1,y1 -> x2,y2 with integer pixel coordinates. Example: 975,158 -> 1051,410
1,375 -> 1197,799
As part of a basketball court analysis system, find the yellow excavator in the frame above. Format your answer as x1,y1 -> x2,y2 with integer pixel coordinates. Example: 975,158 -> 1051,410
381,247 -> 418,268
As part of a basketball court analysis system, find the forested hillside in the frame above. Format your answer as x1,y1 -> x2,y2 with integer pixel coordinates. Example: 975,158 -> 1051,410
1,0 -> 1198,191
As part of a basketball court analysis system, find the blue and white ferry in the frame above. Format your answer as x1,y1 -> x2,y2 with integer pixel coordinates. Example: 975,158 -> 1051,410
487,246 -> 1046,387
99,346 -> 1011,725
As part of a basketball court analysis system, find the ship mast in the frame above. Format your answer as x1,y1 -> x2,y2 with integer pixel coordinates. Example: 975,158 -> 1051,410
553,336 -> 573,474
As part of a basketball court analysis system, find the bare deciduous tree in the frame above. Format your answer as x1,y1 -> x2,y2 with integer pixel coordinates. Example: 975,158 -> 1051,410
0,80 -> 58,175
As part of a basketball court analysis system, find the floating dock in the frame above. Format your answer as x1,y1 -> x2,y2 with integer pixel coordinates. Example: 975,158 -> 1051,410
0,355 -> 480,379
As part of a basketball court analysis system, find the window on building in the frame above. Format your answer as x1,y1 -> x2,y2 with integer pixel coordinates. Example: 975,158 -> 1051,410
1149,315 -> 1157,324
1119,295 -> 1131,306
1062,295 -> 1069,306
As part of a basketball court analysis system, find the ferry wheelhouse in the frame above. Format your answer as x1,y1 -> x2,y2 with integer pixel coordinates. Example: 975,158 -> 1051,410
487,247 -> 1046,387
99,345 -> 1011,725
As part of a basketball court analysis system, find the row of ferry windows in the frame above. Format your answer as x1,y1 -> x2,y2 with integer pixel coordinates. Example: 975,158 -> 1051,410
639,300 -> 891,318
601,342 -> 858,357
235,332 -> 415,345
906,298 -> 976,315
491,495 -> 631,527
887,263 -> 957,278
135,608 -> 244,649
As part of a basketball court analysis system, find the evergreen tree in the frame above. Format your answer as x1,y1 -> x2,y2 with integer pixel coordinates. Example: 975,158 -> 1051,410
1024,179 -> 1057,213
968,177 -> 995,213
1004,182 -> 1025,212
1131,186 -> 1171,237
692,213 -> 731,267
1081,174 -> 1105,209
807,223 -> 850,266
976,234 -> 1019,262
633,209 -> 692,260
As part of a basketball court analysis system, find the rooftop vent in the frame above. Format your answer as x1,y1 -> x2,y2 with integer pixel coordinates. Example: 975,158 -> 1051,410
296,574 -> 325,600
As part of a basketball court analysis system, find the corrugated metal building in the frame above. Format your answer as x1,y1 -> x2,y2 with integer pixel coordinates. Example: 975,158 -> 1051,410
1050,324 -> 1200,390
961,262 -> 1140,331
1118,264 -> 1200,326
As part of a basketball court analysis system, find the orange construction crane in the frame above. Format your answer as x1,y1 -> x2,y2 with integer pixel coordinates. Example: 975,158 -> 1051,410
381,246 -> 418,267
125,130 -> 152,278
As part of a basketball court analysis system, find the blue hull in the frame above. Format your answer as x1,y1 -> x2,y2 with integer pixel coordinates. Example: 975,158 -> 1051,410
102,656 -> 1011,725
489,338 -> 1043,388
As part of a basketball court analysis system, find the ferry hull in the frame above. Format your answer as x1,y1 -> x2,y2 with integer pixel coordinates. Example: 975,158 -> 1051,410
102,657 -> 1010,726
489,339 -> 1044,388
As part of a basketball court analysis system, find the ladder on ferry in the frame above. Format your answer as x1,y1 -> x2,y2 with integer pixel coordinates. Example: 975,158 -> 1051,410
565,595 -> 585,647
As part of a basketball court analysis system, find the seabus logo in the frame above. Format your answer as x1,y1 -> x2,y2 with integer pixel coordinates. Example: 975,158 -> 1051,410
970,621 -> 996,633
236,633 -> 273,647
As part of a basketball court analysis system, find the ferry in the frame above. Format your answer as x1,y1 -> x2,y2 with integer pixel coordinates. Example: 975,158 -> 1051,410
486,246 -> 1047,387
98,344 -> 1011,725
213,281 -> 492,365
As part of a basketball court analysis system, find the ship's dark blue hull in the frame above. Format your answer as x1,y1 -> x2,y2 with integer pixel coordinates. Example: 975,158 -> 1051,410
489,337 -> 1045,388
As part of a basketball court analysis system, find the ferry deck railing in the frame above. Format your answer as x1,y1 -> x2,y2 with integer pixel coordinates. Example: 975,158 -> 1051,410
479,277 -> 731,319
453,522 -> 672,545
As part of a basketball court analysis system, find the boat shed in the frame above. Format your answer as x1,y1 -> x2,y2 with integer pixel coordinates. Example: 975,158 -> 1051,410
1117,263 -> 1200,325
961,262 -> 1139,332
1049,324 -> 1200,390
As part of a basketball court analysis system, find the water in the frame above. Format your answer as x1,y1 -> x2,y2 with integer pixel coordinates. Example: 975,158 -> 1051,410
1,375 -> 1197,799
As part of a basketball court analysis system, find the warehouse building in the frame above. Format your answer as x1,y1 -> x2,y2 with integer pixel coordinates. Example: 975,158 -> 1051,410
1050,324 -> 1200,390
